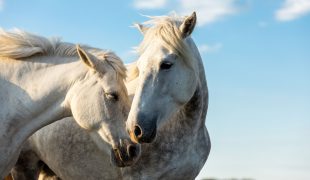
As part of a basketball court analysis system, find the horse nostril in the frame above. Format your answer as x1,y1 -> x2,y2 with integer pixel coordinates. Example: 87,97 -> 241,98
127,145 -> 137,158
134,125 -> 142,138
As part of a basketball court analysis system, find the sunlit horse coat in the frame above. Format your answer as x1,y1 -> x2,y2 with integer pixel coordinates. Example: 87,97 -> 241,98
13,12 -> 210,180
0,30 -> 140,178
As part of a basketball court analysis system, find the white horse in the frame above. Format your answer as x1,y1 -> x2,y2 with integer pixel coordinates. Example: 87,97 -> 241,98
12,12 -> 210,180
124,11 -> 211,179
0,30 -> 140,178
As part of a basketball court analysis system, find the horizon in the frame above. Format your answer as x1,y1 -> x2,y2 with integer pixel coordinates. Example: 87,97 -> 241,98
1,0 -> 309,179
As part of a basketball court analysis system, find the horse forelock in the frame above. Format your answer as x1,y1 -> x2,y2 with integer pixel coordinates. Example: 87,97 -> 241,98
145,15 -> 196,60
0,29 -> 126,80
91,50 -> 127,80
130,13 -> 198,80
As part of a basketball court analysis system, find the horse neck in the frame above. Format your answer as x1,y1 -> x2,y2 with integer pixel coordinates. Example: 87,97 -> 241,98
0,55 -> 88,156
16,57 -> 84,107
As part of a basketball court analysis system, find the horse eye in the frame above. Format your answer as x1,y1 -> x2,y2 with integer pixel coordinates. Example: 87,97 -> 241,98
105,92 -> 119,101
160,61 -> 173,70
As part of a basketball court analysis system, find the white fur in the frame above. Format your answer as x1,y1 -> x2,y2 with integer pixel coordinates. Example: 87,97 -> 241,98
12,12 -> 211,180
125,12 -> 210,179
0,30 -> 130,178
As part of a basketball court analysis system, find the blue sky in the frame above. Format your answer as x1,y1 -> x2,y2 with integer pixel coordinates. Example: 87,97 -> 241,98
1,0 -> 309,179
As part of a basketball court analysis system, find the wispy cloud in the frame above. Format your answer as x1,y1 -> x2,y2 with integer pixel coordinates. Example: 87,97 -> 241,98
198,43 -> 223,54
133,0 -> 166,9
0,0 -> 4,11
179,0 -> 240,26
132,0 -> 242,26
275,0 -> 310,21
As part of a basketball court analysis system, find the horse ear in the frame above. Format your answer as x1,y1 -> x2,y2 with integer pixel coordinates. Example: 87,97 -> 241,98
180,12 -> 197,38
135,24 -> 149,35
76,44 -> 98,69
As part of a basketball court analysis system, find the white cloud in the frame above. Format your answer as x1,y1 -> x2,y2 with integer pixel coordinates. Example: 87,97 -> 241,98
133,0 -> 166,9
132,0 -> 242,26
198,43 -> 223,54
179,0 -> 239,26
275,0 -> 310,21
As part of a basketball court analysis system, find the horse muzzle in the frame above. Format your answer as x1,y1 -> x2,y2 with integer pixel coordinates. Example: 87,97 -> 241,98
110,139 -> 141,167
129,123 -> 157,144
127,112 -> 158,144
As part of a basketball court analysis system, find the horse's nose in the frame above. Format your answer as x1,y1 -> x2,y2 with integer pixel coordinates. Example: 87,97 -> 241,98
134,125 -> 142,138
128,112 -> 157,143
132,123 -> 156,143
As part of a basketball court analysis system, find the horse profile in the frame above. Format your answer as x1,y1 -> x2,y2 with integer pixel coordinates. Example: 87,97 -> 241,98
125,11 -> 211,179
12,12 -> 210,180
0,30 -> 140,178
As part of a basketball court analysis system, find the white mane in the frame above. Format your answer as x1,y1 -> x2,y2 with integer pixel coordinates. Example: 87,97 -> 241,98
136,14 -> 186,56
128,13 -> 197,80
0,29 -> 126,79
